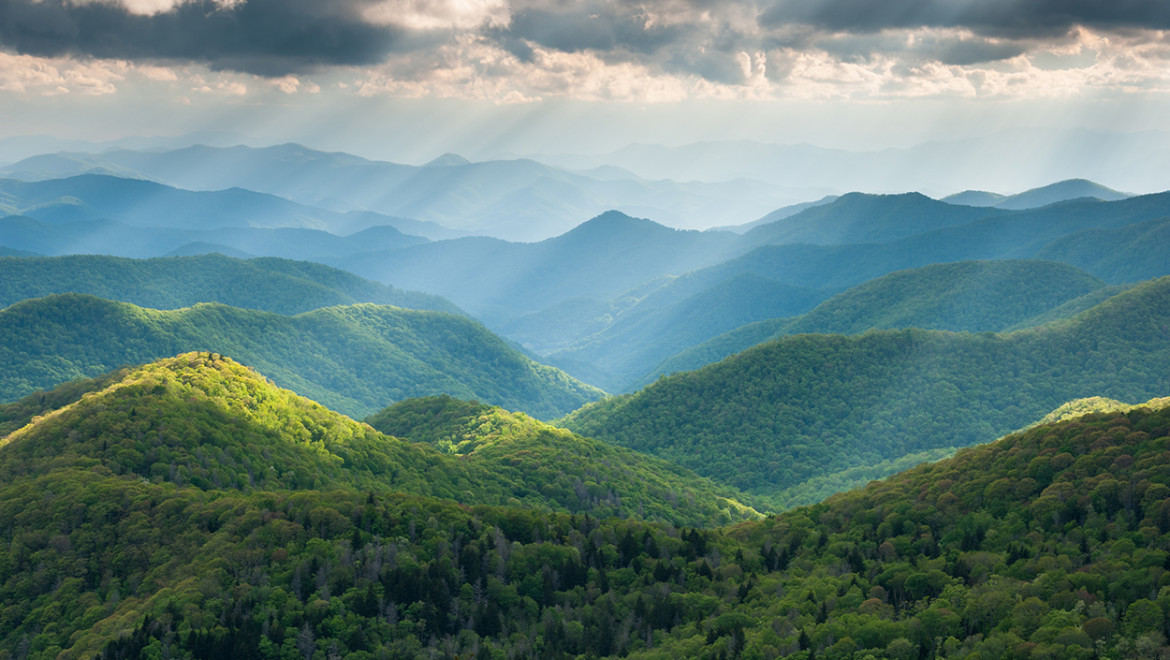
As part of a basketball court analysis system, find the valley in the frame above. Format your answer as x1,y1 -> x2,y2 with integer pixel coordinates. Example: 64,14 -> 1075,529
1,139 -> 1169,658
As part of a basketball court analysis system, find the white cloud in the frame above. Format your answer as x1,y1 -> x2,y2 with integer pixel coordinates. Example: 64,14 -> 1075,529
0,53 -> 126,95
362,0 -> 511,30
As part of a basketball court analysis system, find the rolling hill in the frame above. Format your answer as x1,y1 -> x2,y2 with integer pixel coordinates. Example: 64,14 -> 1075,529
0,295 -> 601,419
0,353 -> 754,529
0,253 -> 459,315
637,260 -> 1107,387
2,352 -> 1167,657
562,275 -> 1170,509
778,260 -> 1104,336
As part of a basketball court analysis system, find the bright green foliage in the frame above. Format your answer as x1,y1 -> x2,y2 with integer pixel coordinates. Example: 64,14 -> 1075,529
0,294 -> 601,419
0,253 -> 460,315
3,375 -> 1170,658
367,395 -> 762,525
0,354 -> 754,527
1034,396 -> 1136,426
563,276 -> 1170,508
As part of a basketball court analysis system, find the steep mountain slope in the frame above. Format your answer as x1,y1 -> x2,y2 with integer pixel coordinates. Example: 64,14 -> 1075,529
0,295 -> 601,419
2,359 -> 1167,658
562,276 -> 1170,508
0,254 -> 459,314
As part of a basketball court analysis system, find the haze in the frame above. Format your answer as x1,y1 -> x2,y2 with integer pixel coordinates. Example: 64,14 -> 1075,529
2,0 -> 1169,216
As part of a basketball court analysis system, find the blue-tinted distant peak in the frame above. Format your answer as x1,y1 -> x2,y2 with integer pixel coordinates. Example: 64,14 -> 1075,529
560,210 -> 670,237
424,153 -> 472,167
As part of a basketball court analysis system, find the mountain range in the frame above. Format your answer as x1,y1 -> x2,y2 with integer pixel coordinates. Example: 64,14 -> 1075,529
529,128 -> 1170,195
3,134 -> 1170,657
1,351 -> 1167,657
0,144 -> 794,240
5,166 -> 1170,398
562,275 -> 1170,509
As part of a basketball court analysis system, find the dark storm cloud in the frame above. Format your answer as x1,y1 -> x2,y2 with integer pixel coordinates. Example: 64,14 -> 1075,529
0,0 -> 423,76
759,0 -> 1170,39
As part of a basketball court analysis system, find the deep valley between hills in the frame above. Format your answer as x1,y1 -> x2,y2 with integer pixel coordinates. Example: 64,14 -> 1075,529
1,149 -> 1170,658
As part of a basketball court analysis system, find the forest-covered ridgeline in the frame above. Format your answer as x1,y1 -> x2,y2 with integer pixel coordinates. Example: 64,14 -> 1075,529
0,293 -> 601,420
0,353 -> 753,529
562,275 -> 1170,509
0,253 -> 460,315
1,353 -> 1169,658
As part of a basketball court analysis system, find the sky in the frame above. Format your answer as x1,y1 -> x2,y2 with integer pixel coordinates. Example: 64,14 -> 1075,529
1,0 -> 1170,164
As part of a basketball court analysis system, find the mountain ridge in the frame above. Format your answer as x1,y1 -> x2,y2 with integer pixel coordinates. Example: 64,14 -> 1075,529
563,275 -> 1170,508
0,294 -> 601,419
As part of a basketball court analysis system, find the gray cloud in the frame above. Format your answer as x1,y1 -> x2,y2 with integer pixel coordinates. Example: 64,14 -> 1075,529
0,0 -> 1164,84
759,0 -> 1170,39
0,0 -> 422,76
496,0 -> 758,84
502,6 -> 681,55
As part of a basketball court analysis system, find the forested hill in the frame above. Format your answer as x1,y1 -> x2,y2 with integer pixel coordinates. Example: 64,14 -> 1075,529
364,395 -> 760,522
3,356 -> 1168,658
636,259 -> 1106,389
0,294 -> 601,419
738,191 -> 1004,247
780,260 -> 1105,335
0,353 -> 755,528
0,253 -> 460,315
561,275 -> 1170,509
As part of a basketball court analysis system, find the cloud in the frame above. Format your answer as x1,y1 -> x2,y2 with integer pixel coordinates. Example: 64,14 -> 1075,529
0,0 -> 423,76
758,0 -> 1170,39
0,0 -> 1168,103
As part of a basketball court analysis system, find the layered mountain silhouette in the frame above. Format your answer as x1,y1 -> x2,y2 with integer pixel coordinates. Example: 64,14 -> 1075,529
563,276 -> 1170,508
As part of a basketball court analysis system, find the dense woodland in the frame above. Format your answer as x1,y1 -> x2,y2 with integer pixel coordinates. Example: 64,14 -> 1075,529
3,162 -> 1170,658
0,354 -> 751,529
1,354 -> 1169,658
0,294 -> 600,419
564,276 -> 1170,509
0,254 -> 459,315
